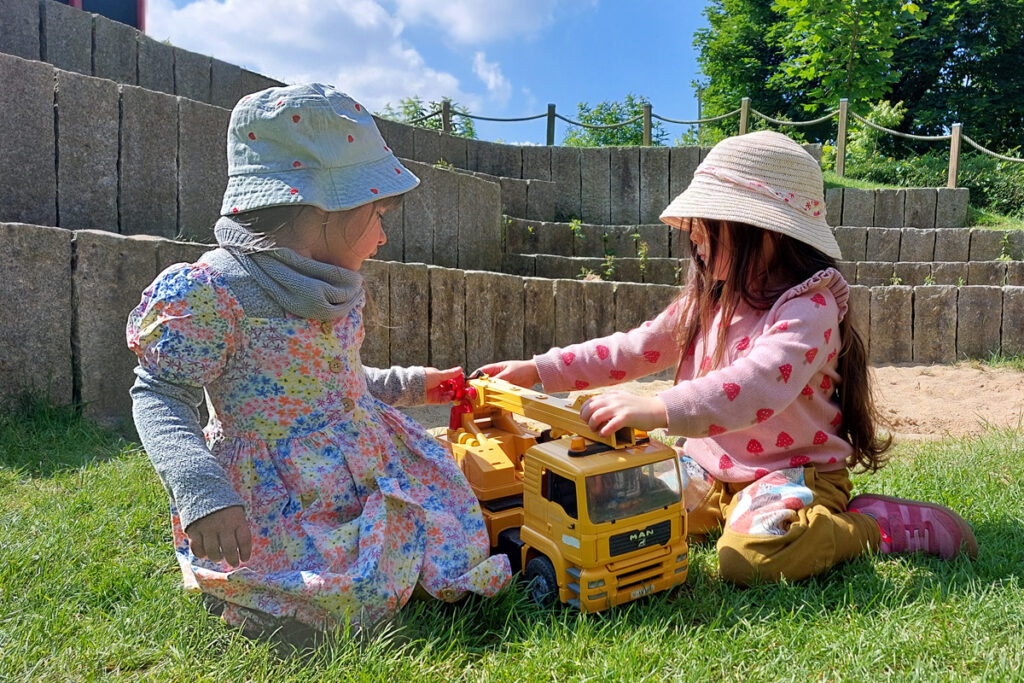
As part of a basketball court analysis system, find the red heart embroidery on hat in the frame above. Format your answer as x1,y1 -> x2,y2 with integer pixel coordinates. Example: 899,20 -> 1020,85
790,455 -> 810,467
596,345 -> 610,360
756,408 -> 774,423
643,350 -> 660,363
561,352 -> 575,366
828,456 -> 837,463
290,188 -> 298,194
708,424 -> 726,436
575,380 -> 589,390
746,439 -> 763,454
813,430 -> 828,444
395,168 -> 401,174
778,364 -> 792,383
348,135 -> 354,142
292,115 -> 301,123
754,468 -> 769,479
776,431 -> 794,448
370,188 -> 379,194
811,293 -> 827,307
231,207 -> 239,214
276,100 -> 283,106
805,348 -> 818,363
736,336 -> 750,351
777,321 -> 789,331
384,145 -> 390,152
293,161 -> 302,168
723,383 -> 740,401
355,103 -> 362,111
824,328 -> 832,343
719,455 -> 734,470
609,369 -> 626,380
248,132 -> 256,140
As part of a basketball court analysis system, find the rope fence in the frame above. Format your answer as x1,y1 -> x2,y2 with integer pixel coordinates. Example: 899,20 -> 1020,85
397,97 -> 1023,188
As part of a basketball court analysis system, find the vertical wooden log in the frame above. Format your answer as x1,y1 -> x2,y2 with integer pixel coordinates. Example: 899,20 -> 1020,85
836,98 -> 849,177
739,97 -> 750,135
947,123 -> 962,189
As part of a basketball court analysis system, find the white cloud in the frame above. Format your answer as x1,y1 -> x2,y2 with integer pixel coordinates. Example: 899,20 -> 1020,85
472,52 -> 511,104
145,0 -> 476,112
391,0 -> 592,44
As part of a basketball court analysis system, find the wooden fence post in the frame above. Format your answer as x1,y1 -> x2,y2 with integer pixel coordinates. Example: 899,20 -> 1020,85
739,97 -> 750,135
546,103 -> 556,146
441,100 -> 452,134
836,98 -> 849,177
947,123 -> 962,188
643,104 -> 652,146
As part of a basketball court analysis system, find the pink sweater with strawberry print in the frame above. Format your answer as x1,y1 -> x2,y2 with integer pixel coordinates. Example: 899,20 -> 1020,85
535,268 -> 852,483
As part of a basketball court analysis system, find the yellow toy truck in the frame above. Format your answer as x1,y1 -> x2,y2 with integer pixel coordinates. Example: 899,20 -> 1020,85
435,374 -> 688,613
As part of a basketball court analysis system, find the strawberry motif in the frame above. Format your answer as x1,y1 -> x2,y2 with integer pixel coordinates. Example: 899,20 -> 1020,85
248,132 -> 256,140
790,455 -> 810,467
293,161 -> 302,168
828,457 -> 837,463
370,188 -> 379,194
805,348 -> 818,364
708,424 -> 726,436
699,356 -> 712,373
643,350 -> 661,363
595,344 -> 610,360
723,383 -> 741,401
395,168 -> 402,174
347,135 -> 354,142
355,103 -> 362,111
801,384 -> 814,397
831,411 -> 842,427
824,328 -> 832,344
561,352 -> 575,366
813,430 -> 828,445
777,321 -> 789,331
290,188 -> 298,195
827,349 -> 837,362
746,439 -> 764,454
821,376 -> 831,391
737,336 -> 750,351
719,455 -> 734,470
756,408 -> 774,423
292,115 -> 301,123
754,468 -> 769,479
811,293 -> 827,307
575,380 -> 590,390
776,431 -> 794,448
778,364 -> 792,383
609,369 -> 626,380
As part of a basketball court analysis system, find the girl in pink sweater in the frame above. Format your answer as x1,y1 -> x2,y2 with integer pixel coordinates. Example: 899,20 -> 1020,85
480,131 -> 977,584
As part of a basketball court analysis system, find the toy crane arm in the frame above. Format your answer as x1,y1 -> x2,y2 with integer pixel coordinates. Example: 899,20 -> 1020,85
470,376 -> 636,449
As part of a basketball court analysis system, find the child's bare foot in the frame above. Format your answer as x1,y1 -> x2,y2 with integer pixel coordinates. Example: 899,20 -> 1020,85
849,494 -> 978,559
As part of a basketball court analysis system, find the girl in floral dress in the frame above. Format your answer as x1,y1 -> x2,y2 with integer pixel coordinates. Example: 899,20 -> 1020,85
127,83 -> 510,634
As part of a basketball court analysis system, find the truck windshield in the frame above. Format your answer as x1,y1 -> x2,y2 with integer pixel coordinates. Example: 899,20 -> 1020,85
584,458 -> 682,524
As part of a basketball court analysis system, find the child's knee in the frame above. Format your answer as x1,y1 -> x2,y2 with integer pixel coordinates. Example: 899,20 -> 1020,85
717,545 -> 782,586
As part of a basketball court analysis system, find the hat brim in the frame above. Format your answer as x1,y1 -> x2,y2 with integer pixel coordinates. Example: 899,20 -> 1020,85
660,173 -> 842,260
221,154 -> 420,216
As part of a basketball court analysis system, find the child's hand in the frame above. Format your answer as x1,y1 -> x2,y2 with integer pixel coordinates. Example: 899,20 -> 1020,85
579,391 -> 669,437
185,506 -> 252,568
474,359 -> 540,388
425,366 -> 464,404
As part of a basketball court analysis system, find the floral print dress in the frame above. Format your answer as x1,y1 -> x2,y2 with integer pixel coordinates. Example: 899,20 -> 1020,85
127,262 -> 510,629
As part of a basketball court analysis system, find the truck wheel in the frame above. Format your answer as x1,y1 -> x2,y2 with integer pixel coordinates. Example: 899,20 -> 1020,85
524,555 -> 559,608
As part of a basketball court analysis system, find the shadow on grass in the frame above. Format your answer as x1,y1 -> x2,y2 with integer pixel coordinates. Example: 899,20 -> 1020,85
0,393 -> 135,477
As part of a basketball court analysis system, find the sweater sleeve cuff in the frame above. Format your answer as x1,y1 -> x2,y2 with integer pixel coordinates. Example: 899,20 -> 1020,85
534,351 -> 571,393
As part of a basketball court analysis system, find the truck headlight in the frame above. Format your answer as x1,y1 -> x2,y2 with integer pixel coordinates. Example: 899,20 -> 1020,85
587,579 -> 605,589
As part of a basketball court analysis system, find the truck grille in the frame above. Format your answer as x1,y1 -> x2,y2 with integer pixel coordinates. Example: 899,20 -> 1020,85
608,520 -> 670,557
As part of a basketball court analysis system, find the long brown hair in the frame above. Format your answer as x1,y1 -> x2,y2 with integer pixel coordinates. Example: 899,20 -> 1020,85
674,219 -> 891,472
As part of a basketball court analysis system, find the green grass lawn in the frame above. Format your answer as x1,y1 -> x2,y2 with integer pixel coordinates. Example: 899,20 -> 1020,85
2,399 -> 1022,681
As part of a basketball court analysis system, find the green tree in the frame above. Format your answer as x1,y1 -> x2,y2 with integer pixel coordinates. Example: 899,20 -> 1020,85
562,94 -> 667,147
693,0 -> 1024,150
379,96 -> 477,139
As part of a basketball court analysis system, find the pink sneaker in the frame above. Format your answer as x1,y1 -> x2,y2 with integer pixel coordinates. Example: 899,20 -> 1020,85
848,494 -> 978,559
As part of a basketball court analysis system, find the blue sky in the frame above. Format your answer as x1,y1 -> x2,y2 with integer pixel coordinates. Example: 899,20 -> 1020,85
148,0 -> 710,144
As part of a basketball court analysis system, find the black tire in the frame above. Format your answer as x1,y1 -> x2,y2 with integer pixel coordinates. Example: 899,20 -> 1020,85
524,555 -> 559,608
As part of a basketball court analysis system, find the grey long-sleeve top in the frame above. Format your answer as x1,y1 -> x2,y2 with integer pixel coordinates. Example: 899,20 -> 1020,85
130,249 -> 426,529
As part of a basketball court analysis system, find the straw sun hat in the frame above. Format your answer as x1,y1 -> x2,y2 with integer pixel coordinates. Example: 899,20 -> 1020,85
220,83 -> 419,216
659,130 -> 842,259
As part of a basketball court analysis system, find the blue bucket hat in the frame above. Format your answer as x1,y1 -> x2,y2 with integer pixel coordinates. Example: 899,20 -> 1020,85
220,83 -> 419,216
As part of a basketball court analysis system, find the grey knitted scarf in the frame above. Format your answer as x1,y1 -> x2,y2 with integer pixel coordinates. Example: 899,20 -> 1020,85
214,216 -> 364,321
